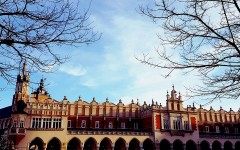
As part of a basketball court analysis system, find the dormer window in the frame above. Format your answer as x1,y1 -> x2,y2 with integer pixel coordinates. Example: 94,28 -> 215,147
108,122 -> 113,129
173,117 -> 181,130
121,122 -> 125,129
81,120 -> 86,128
13,120 -> 17,128
134,122 -> 138,129
95,121 -> 99,128
20,120 -> 24,128
205,126 -> 209,132
216,126 -> 220,133
184,121 -> 189,130
67,120 -> 71,128
235,127 -> 238,133
225,127 -> 229,133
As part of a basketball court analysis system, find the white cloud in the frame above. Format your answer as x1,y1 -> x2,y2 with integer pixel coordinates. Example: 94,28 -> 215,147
59,65 -> 87,76
82,79 -> 97,88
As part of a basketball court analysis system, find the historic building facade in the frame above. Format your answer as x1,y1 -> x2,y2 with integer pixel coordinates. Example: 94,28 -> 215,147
0,63 -> 240,150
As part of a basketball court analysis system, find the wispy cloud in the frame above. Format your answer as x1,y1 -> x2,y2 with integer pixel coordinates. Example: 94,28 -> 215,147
59,64 -> 87,76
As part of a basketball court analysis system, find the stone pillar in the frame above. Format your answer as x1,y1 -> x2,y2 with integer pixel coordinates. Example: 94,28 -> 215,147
221,145 -> 224,150
232,145 -> 235,150
61,142 -> 67,150
112,144 -> 115,150
43,143 -> 47,150
80,143 -> 84,150
183,144 -> 186,150
126,143 -> 129,150
154,142 -> 160,150
96,143 -> 100,150
140,143 -> 143,150
170,143 -> 173,150
210,144 -> 212,150
197,143 -> 200,150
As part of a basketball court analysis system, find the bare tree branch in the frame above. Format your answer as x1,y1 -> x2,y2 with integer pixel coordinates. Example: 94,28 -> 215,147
0,0 -> 100,82
138,0 -> 240,100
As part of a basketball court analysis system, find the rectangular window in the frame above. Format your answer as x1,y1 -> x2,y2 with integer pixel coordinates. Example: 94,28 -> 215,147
95,121 -> 99,128
32,118 -> 41,128
42,118 -> 51,129
184,121 -> 189,130
205,126 -> 209,132
163,119 -> 169,129
235,127 -> 238,134
108,122 -> 113,129
53,118 -> 61,128
216,126 -> 220,133
134,122 -> 138,129
225,127 -> 229,133
48,118 -> 51,128
121,122 -> 125,129
67,120 -> 71,128
173,118 -> 181,130
20,120 -> 24,128
13,121 -> 17,128
81,120 -> 86,128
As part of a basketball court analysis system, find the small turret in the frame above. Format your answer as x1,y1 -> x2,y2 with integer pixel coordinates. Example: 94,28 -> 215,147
31,78 -> 51,102
171,85 -> 177,100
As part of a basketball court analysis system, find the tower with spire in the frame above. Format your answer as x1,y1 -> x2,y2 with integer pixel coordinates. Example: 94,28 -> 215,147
166,85 -> 183,111
12,61 -> 30,112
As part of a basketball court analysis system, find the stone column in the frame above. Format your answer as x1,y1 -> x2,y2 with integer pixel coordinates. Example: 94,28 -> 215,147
170,143 -> 173,150
210,144 -> 212,150
80,143 -> 84,150
183,144 -> 186,150
154,142 -> 160,150
197,142 -> 200,150
43,143 -> 47,150
61,142 -> 67,150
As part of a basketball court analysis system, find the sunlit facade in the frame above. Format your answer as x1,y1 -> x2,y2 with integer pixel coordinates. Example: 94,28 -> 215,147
0,63 -> 240,150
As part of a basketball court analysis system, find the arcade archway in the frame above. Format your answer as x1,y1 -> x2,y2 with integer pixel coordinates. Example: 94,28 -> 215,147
224,141 -> 233,150
67,138 -> 81,150
235,141 -> 240,150
173,139 -> 183,150
84,137 -> 97,150
46,137 -> 61,150
114,138 -> 126,150
29,137 -> 44,150
186,140 -> 197,150
159,139 -> 170,150
100,137 -> 112,150
143,138 -> 154,150
212,141 -> 221,150
200,141 -> 210,150
128,138 -> 140,150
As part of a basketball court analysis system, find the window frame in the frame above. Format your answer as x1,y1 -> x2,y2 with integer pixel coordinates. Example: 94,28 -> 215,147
20,120 -> 24,128
134,122 -> 138,129
95,121 -> 99,128
205,126 -> 209,132
67,120 -> 71,128
216,126 -> 220,133
108,122 -> 113,129
81,120 -> 86,128
121,122 -> 125,129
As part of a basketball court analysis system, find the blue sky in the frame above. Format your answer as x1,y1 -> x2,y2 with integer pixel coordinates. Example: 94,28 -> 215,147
0,0 -> 239,111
